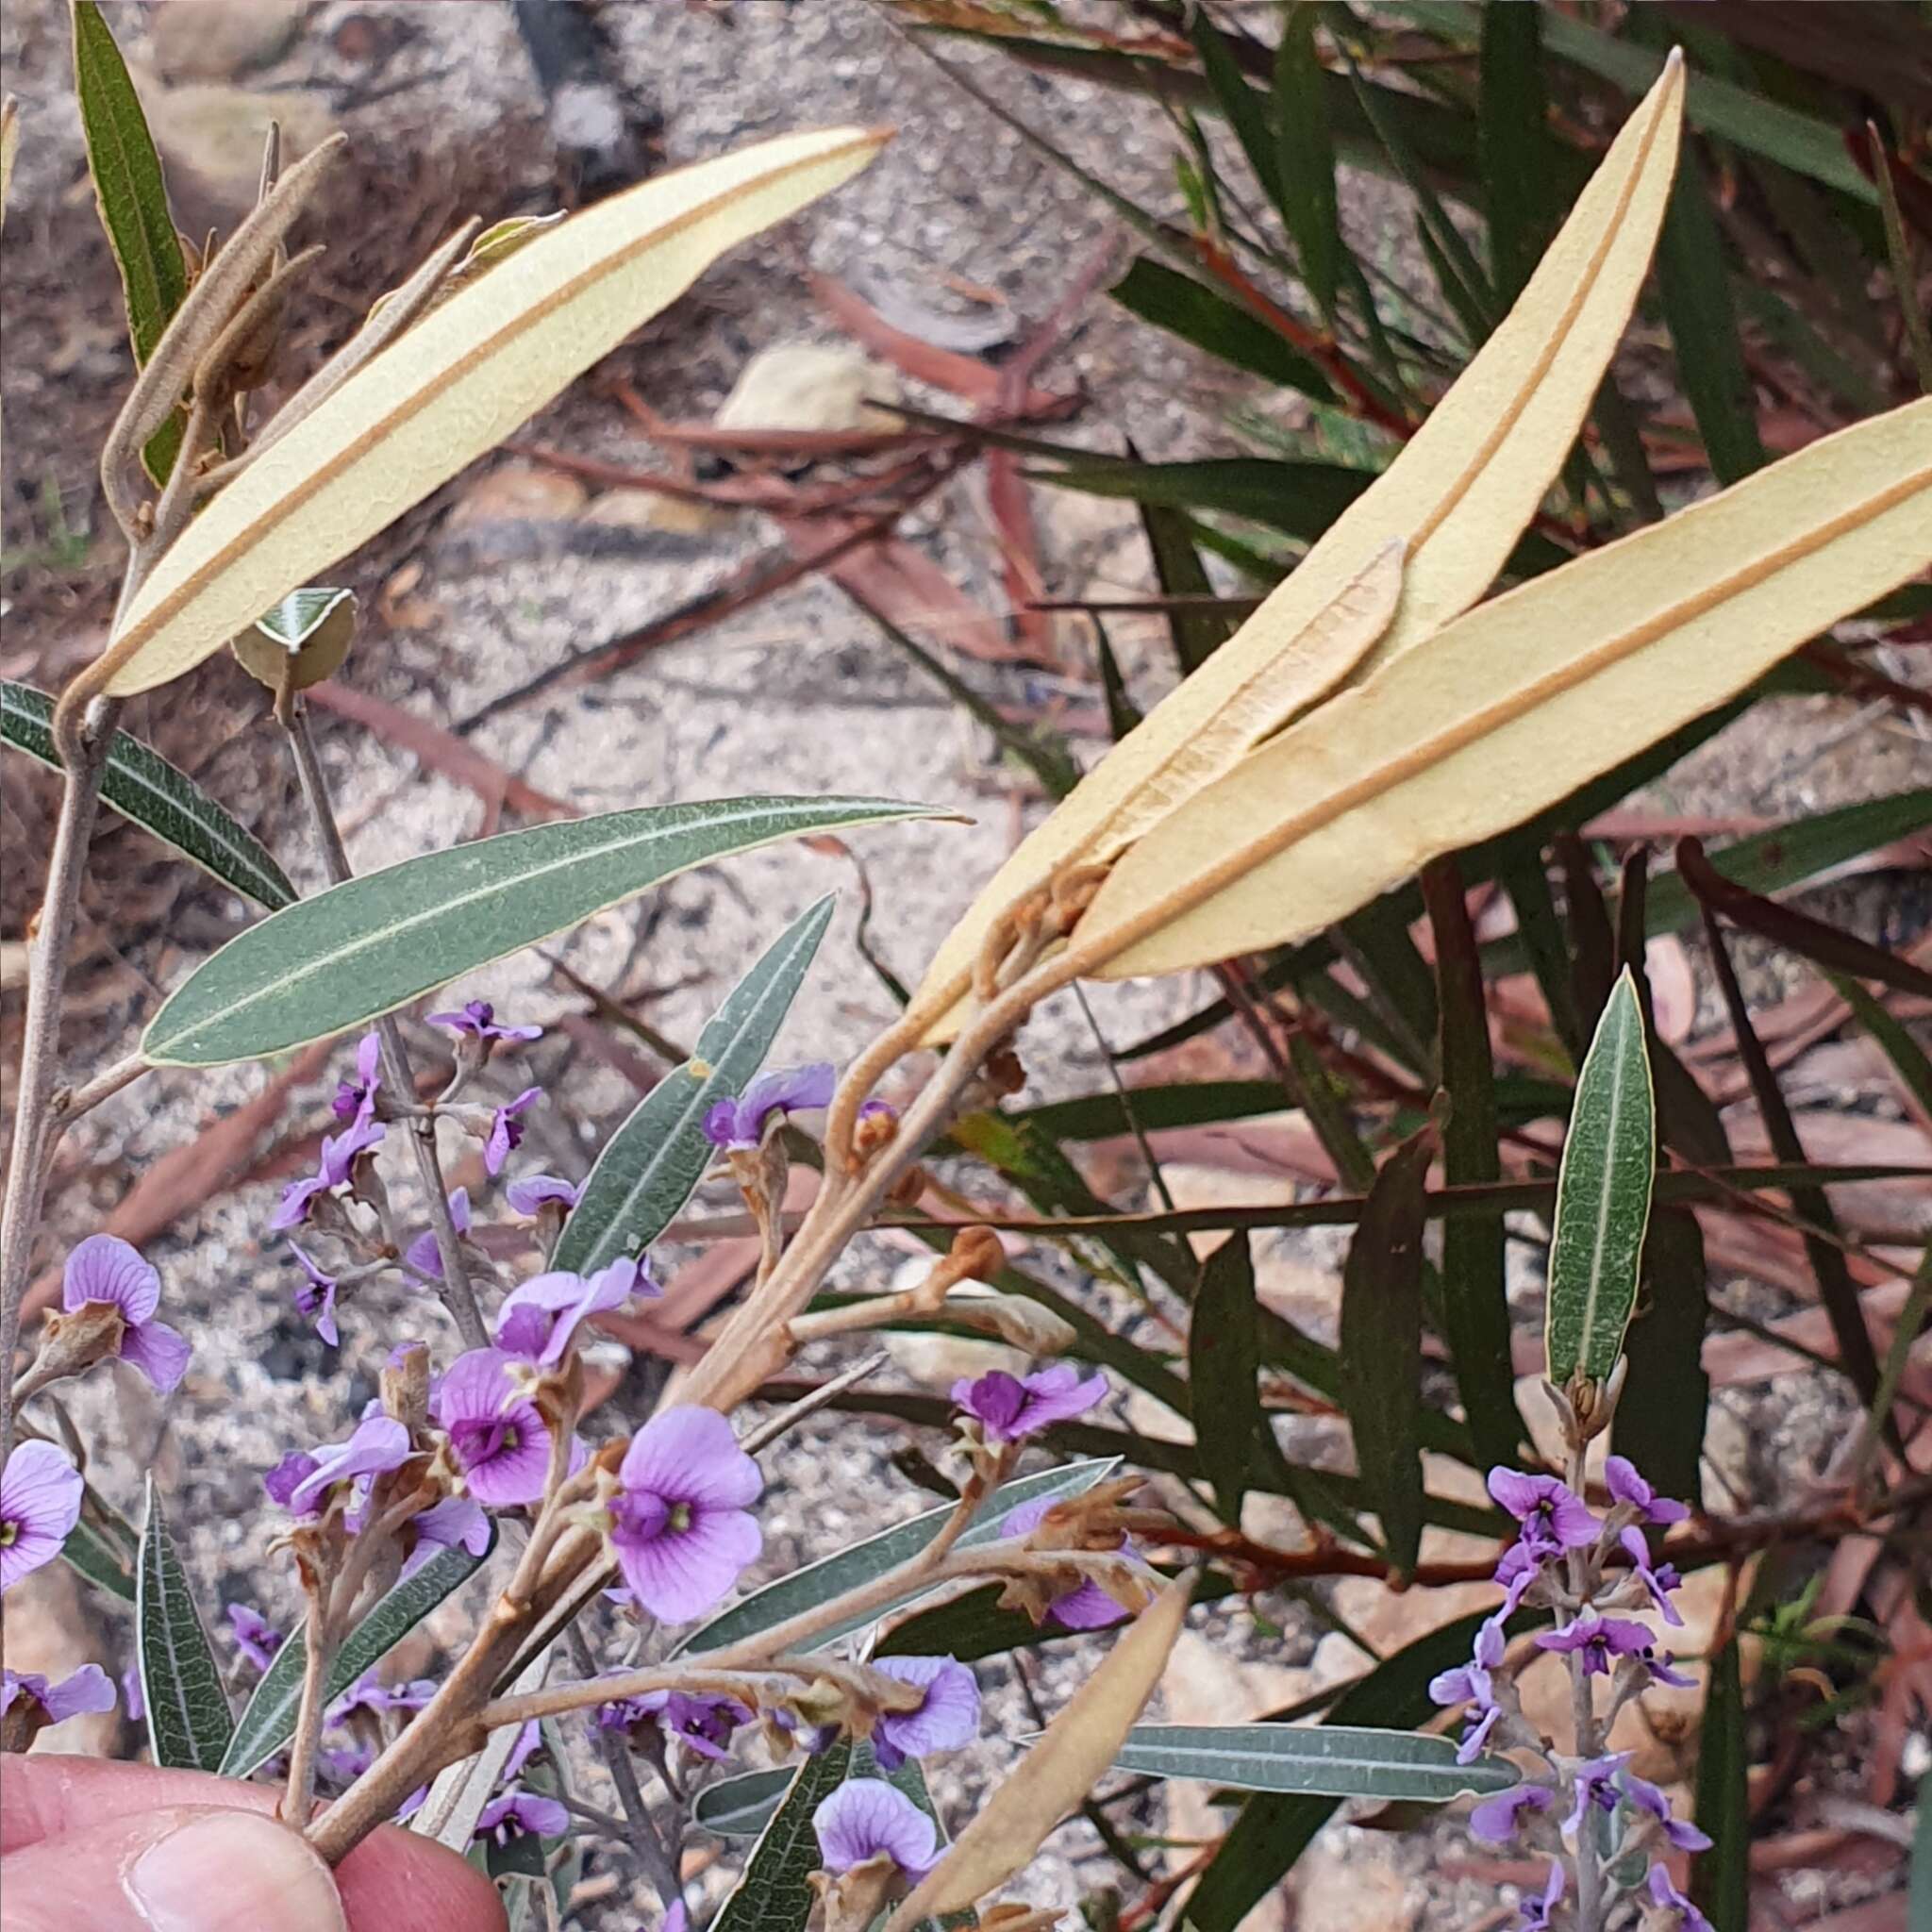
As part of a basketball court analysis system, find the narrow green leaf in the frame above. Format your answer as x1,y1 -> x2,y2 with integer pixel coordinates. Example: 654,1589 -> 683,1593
1338,1135 -> 1432,1576
1190,13 -> 1281,208
136,1476 -> 233,1773
1115,1722 -> 1515,1802
3,680 -> 296,910
1336,898 -> 1440,1077
1832,974 -> 1932,1122
1615,1207 -> 1707,1510
1274,5 -> 1342,325
712,1743 -> 854,1932
1498,851 -> 1584,1063
1478,1 -> 1550,305
1092,615 -> 1144,741
70,0 -> 187,482
1423,858 -> 1524,1472
1139,491 -> 1236,675
62,1513 -> 137,1603
1656,150 -> 1765,486
1696,907 -> 1882,1407
555,897 -> 834,1275
1181,1608 -> 1514,1931
1109,258 -> 1338,401
677,1459 -> 1120,1658
1544,971 -> 1656,1389
143,797 -> 941,1066
1189,1233 -> 1265,1524
1870,125 -> 1932,395
220,1528 -> 495,1777
696,1766 -> 799,1837
255,587 -> 356,649
1690,1641 -> 1749,1931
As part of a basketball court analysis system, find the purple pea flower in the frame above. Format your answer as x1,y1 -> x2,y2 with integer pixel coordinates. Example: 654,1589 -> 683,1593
1487,1467 -> 1598,1554
1606,1455 -> 1690,1526
496,1256 -> 657,1366
999,1497 -> 1135,1630
287,1242 -> 340,1347
812,1779 -> 939,1877
475,1789 -> 569,1846
0,1440 -> 84,1593
274,1112 -> 385,1230
703,1063 -> 836,1152
1518,1861 -> 1565,1931
1429,1614 -> 1507,1763
121,1661 -> 144,1724
432,1350 -> 554,1508
1618,1525 -> 1685,1626
597,1689 -> 752,1762
1647,1863 -> 1713,1930
1639,1644 -> 1696,1690
328,1674 -> 437,1724
606,1407 -> 761,1623
1494,1541 -> 1544,1614
333,1034 -> 383,1124
952,1364 -> 1108,1442
869,1656 -> 980,1771
1564,1751 -> 1633,1839
486,1087 -> 543,1177
506,1174 -> 578,1216
1536,1607 -> 1655,1678
280,1415 -> 413,1518
429,1001 -> 542,1045
401,1496 -> 491,1578
226,1604 -> 284,1674
406,1189 -> 472,1281
665,1906 -> 690,1932
1469,1783 -> 1555,1844
1,1663 -> 115,1728
1621,1769 -> 1712,1853
501,1719 -> 543,1785
60,1234 -> 191,1394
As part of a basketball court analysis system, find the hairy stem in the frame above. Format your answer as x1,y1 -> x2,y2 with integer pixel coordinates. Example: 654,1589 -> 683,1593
281,1574 -> 339,1829
283,703 -> 488,1350
566,1622 -> 686,1907
1565,1439 -> 1605,1932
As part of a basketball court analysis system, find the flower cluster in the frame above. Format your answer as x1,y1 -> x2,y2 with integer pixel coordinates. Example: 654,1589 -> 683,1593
1432,1459 -> 1708,1929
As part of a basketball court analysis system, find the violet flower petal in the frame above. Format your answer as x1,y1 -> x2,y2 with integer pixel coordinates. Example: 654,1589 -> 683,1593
812,1778 -> 939,1876
0,1441 -> 84,1594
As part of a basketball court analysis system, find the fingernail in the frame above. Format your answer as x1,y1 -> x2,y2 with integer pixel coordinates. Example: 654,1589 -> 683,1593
130,1811 -> 347,1932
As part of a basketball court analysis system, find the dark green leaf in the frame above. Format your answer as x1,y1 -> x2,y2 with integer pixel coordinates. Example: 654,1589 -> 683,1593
1615,1208 -> 1707,1509
1190,14 -> 1281,209
1189,1233 -> 1265,1524
1422,858 -> 1524,1473
62,1513 -> 137,1603
1832,974 -> 1932,1122
711,1744 -> 854,1932
1338,1136 -> 1432,1576
1690,1641 -> 1749,1931
677,1459 -> 1120,1658
695,1766 -> 798,1837
144,797 -> 940,1066
1498,850 -> 1584,1063
1336,899 -> 1439,1078
1273,4 -> 1342,325
1656,150 -> 1765,486
70,0 -> 188,481
1110,258 -> 1337,400
136,1476 -> 233,1772
1138,489 -> 1236,675
555,896 -> 834,1275
486,1830 -> 551,1882
3,680 -> 295,910
1115,1722 -> 1515,1801
1091,615 -> 1144,741
1545,971 -> 1656,1389
220,1528 -> 495,1777
1478,2 -> 1550,305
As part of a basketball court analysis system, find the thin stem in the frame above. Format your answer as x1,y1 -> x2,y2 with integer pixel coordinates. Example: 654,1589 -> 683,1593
1564,1437 -> 1605,1932
282,703 -> 487,1349
281,1572 -> 338,1829
48,1051 -> 151,1127
566,1623 -> 685,1907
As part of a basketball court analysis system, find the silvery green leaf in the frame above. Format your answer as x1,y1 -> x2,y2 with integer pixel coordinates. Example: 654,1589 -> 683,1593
695,1766 -> 797,1837
3,680 -> 295,910
253,587 -> 355,649
677,1458 -> 1119,1658
221,1526 -> 495,1777
554,894 -> 833,1275
144,796 -> 943,1066
136,1476 -> 234,1772
1545,968 -> 1657,1387
1111,1723 -> 1518,1801
711,1744 -> 854,1932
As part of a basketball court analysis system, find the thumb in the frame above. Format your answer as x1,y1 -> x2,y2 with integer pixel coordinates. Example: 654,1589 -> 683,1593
0,1805 -> 346,1932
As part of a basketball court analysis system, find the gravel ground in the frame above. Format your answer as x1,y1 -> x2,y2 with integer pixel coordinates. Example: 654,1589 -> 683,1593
3,4 -> 1927,1928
